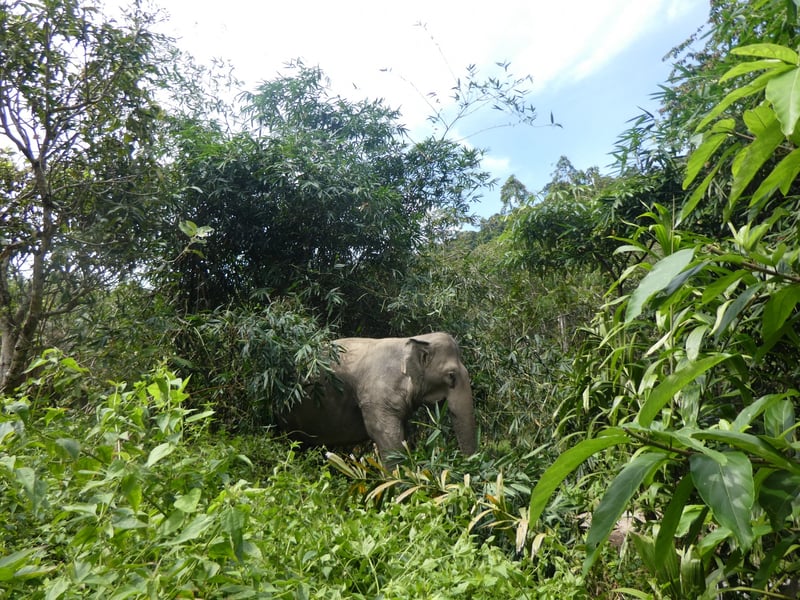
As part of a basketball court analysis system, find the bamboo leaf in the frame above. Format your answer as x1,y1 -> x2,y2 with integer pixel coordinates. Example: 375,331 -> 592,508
625,248 -> 696,323
690,452 -> 754,550
584,452 -> 667,573
528,431 -> 630,526
637,354 -> 730,427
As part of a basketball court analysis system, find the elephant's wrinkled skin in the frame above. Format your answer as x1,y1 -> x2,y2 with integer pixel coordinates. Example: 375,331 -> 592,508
279,332 -> 477,461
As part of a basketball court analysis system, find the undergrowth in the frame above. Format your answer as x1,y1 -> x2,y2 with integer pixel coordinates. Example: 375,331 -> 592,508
0,351 -> 593,599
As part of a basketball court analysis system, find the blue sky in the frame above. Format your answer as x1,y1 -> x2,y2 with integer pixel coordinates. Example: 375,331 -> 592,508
147,0 -> 711,218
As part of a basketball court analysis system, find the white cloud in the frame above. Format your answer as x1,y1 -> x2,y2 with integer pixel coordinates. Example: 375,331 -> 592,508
142,0 -> 699,132
511,0 -> 698,90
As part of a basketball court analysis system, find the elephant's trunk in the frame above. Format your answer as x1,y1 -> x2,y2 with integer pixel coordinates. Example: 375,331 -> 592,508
450,367 -> 477,455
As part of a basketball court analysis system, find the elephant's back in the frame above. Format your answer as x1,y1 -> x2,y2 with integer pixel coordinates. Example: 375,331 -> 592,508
332,337 -> 400,365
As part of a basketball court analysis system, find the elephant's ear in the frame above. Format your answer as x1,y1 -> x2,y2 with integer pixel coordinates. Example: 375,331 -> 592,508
402,337 -> 431,381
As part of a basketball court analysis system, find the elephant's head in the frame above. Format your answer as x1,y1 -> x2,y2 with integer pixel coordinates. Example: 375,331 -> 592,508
403,333 -> 477,455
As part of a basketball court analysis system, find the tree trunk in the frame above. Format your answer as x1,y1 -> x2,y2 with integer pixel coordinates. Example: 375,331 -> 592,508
0,161 -> 52,393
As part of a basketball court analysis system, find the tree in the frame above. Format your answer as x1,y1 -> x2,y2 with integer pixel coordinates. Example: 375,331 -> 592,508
169,62 -> 490,334
506,157 -> 640,286
0,0 -> 175,391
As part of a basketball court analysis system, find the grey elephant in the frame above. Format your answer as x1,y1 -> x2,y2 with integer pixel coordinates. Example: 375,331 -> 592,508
279,332 -> 477,462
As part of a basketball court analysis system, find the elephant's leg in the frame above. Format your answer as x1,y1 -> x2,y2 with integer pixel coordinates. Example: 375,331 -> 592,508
360,406 -> 406,464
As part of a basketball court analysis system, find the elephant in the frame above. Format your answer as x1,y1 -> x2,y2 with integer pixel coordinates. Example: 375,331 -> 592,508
278,332 -> 477,463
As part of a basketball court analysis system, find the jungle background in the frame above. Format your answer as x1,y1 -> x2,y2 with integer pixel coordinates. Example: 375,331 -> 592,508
1,0 -> 799,597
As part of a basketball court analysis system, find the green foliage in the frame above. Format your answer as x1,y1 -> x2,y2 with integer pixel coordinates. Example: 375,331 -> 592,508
173,298 -> 337,430
0,0 -> 180,390
507,156 -> 670,293
0,353 -> 586,599
529,37 -> 800,597
168,61 -> 490,334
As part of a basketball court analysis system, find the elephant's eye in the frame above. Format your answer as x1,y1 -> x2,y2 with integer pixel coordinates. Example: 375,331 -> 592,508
447,371 -> 456,388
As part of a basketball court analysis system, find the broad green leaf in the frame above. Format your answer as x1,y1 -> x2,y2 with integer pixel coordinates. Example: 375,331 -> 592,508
762,284 -> 800,341
764,397 -> 795,441
611,587 -> 652,599
178,220 -> 198,237
159,510 -> 185,537
758,470 -> 800,530
61,503 -> 98,516
683,121 -> 734,188
15,467 -> 47,515
222,506 -> 246,560
753,535 -> 797,591
637,354 -> 730,427
185,409 -> 215,423
111,511 -> 148,531
528,431 -> 630,526
733,392 -> 797,432
623,424 -> 729,464
700,269 -> 750,305
692,430 -> 799,473
695,70 -> 777,132
55,438 -> 80,460
146,442 -> 174,467
174,487 -> 202,513
729,105 -> 785,208
711,283 -> 762,341
680,146 -> 735,221
164,514 -> 215,546
625,248 -> 696,323
584,452 -> 667,573
720,59 -> 793,83
690,452 -> 754,550
121,473 -> 142,511
766,66 -> 800,135
0,548 -> 38,582
732,43 -> 800,64
654,475 -> 695,561
685,325 -> 708,361
45,576 -> 71,600
750,147 -> 800,210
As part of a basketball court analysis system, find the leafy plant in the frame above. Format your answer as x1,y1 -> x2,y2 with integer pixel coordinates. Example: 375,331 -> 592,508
527,40 -> 800,598
173,298 -> 337,430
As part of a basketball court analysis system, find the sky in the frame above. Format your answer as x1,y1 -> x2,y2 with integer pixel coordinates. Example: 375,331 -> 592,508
145,0 -> 710,218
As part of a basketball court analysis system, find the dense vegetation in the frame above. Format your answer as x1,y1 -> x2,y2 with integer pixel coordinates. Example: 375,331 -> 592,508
1,0 -> 798,597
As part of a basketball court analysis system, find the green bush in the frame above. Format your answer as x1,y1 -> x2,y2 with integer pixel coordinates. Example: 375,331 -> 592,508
173,298 -> 337,431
